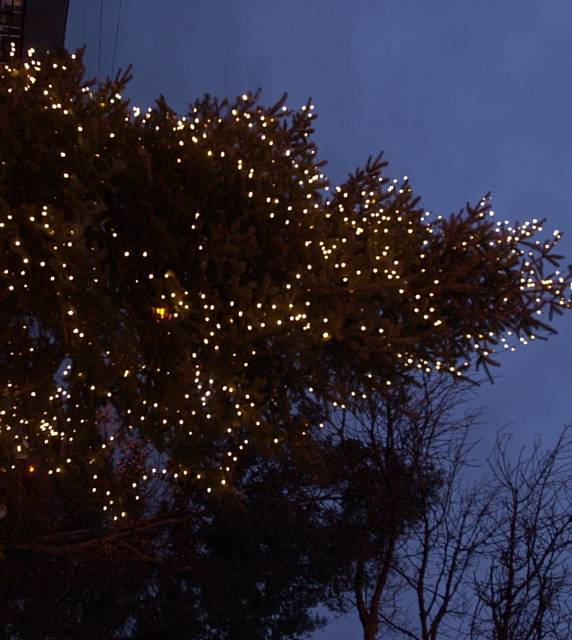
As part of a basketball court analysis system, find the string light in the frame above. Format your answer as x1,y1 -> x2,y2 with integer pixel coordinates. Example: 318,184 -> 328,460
0,49 -> 570,523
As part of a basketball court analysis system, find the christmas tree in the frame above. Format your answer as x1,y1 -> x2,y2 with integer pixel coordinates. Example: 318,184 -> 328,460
0,47 -> 570,531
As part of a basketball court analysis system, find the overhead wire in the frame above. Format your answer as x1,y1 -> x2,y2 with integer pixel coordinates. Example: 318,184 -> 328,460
97,0 -> 104,78
79,0 -> 87,47
111,0 -> 123,78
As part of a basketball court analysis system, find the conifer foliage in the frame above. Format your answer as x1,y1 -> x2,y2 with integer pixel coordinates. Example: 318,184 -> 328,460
0,48 -> 570,527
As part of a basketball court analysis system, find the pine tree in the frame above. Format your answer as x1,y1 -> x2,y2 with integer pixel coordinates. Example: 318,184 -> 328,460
0,49 -> 571,637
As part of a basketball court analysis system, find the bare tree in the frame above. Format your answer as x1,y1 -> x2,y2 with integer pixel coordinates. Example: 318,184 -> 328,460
381,425 -> 572,640
317,374 -> 480,640
381,436 -> 493,640
470,427 -> 572,640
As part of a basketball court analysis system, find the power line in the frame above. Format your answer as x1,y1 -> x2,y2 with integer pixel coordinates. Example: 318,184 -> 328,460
79,0 -> 87,46
97,0 -> 104,78
111,0 -> 123,78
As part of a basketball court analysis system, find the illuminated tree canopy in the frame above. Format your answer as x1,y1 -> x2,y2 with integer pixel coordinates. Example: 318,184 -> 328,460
0,48 -> 570,523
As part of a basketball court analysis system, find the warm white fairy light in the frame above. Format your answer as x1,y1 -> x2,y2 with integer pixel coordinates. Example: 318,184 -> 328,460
0,50 -> 570,522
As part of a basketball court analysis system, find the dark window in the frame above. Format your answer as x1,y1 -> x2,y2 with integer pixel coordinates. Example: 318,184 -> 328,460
0,0 -> 24,63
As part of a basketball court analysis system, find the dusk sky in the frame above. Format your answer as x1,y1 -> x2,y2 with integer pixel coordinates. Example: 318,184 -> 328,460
66,2 -> 572,636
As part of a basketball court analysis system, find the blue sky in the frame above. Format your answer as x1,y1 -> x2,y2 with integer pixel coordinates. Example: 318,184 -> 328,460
66,2 -> 572,636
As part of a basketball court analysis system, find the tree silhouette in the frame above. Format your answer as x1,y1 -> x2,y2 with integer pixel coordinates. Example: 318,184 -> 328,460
1,47 -> 572,638
471,427 -> 572,640
366,423 -> 572,640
